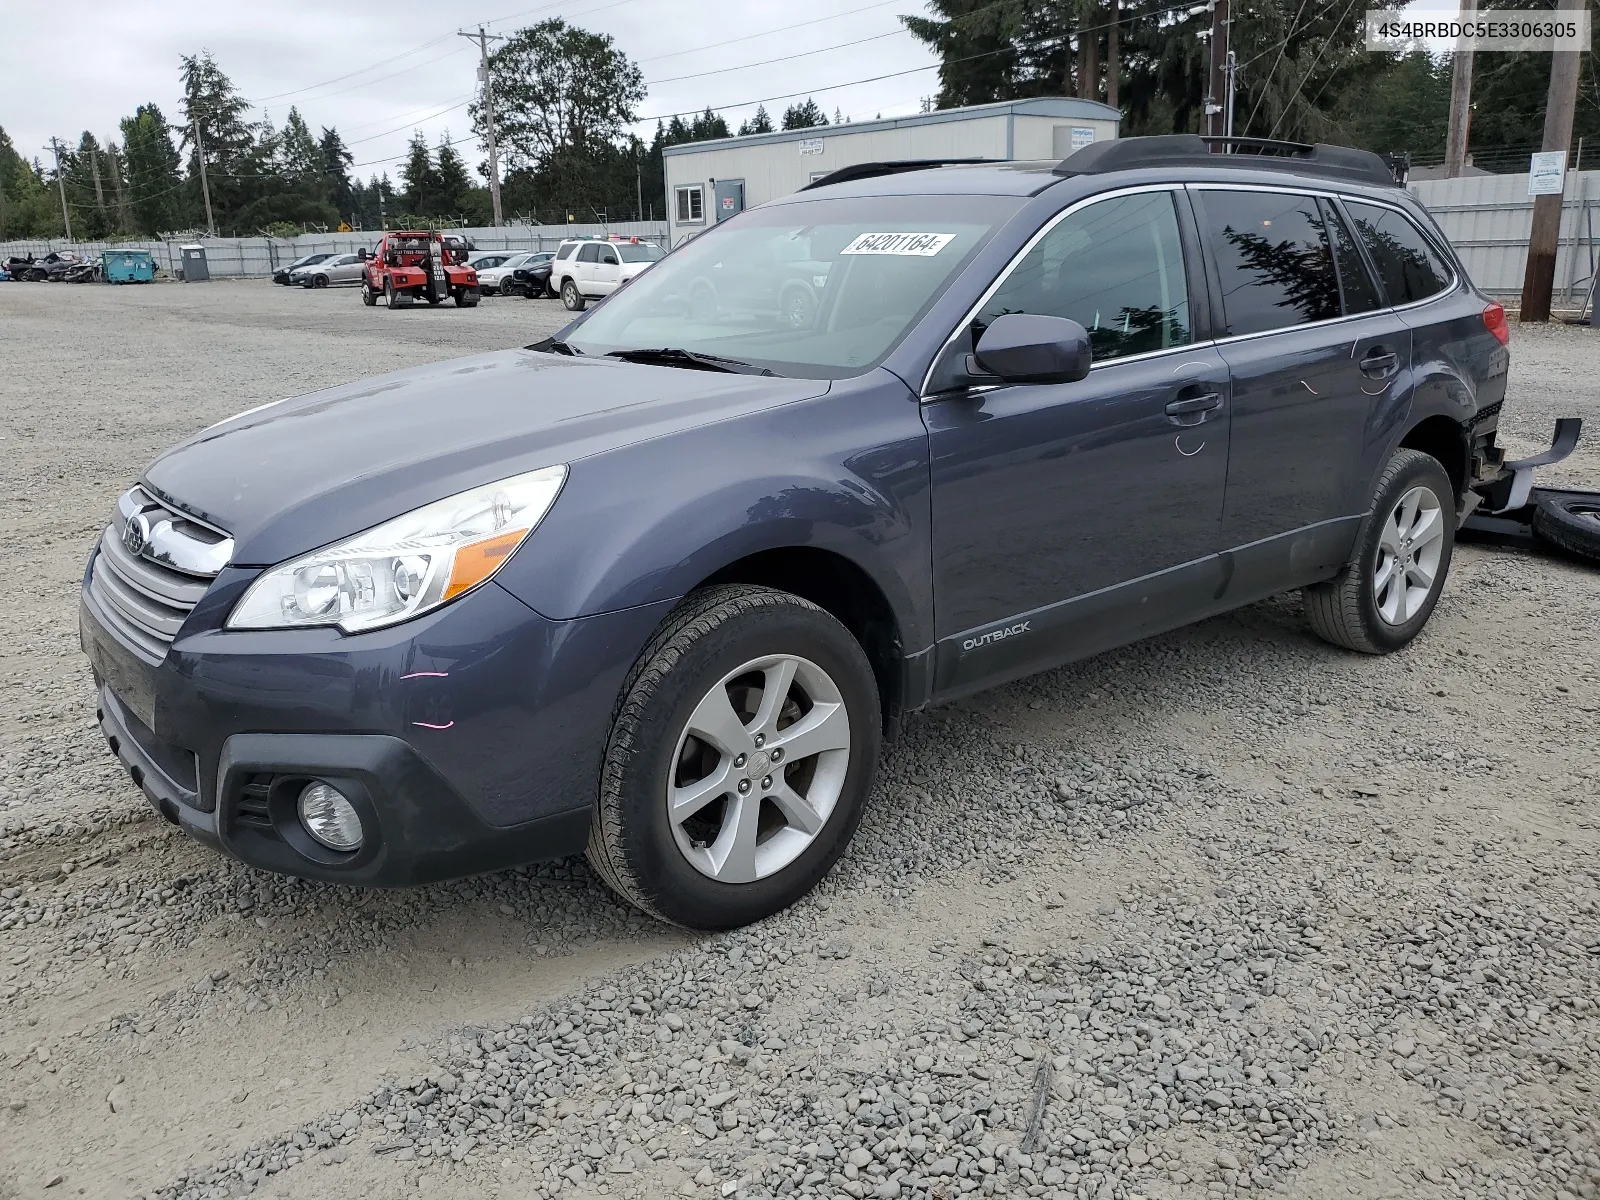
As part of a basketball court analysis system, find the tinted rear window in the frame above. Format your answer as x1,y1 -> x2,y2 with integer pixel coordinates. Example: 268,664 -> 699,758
1199,189 -> 1341,335
1321,199 -> 1384,315
1345,201 -> 1453,305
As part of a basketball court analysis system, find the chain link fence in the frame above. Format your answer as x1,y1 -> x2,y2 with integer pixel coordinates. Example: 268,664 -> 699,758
0,222 -> 669,280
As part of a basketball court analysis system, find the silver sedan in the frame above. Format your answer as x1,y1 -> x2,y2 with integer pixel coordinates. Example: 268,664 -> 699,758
298,253 -> 369,288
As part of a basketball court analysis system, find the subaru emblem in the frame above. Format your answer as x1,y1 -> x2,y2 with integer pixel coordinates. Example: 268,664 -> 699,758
122,511 -> 150,557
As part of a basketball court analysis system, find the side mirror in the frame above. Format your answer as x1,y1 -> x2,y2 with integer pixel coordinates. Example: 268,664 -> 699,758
358,248 -> 369,261
971,314 -> 1092,385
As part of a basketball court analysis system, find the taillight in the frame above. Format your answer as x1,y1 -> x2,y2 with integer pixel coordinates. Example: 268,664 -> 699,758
1483,301 -> 1510,345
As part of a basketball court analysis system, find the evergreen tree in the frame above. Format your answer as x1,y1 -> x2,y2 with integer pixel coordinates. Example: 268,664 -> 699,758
119,104 -> 185,234
435,134 -> 478,217
277,107 -> 321,185
319,127 -> 355,220
179,51 -> 259,232
781,99 -> 829,129
399,131 -> 440,217
737,105 -> 774,136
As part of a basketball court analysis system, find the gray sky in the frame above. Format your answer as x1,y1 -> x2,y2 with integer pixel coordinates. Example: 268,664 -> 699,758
2,0 -> 942,182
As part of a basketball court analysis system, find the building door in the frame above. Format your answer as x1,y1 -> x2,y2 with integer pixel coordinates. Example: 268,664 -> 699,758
714,180 -> 745,223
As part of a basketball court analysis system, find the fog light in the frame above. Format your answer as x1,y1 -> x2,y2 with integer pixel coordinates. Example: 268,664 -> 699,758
297,782 -> 363,852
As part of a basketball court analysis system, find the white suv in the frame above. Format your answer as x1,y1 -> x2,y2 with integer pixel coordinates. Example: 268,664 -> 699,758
550,238 -> 664,311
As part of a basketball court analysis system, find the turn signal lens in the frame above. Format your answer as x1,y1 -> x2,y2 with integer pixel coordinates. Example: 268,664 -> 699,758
1483,301 -> 1510,345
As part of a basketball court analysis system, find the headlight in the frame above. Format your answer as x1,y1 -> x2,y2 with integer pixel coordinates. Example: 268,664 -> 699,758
226,465 -> 566,632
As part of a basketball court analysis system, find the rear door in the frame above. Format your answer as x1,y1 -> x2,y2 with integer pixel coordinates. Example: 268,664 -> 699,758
1191,185 -> 1409,592
574,243 -> 602,293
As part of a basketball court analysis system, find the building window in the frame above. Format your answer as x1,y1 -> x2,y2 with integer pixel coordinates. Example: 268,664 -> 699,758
676,185 -> 705,225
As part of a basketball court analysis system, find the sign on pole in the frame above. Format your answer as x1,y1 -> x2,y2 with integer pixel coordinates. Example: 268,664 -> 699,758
1529,150 -> 1567,195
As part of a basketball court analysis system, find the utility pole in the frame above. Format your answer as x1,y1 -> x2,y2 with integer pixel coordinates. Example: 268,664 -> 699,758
108,141 -> 128,232
1205,0 -> 1229,139
1107,0 -> 1120,109
1224,49 -> 1238,140
192,116 -> 216,237
636,154 -> 644,224
460,27 -> 505,227
1519,0 -> 1584,323
49,137 -> 73,241
90,143 -> 105,213
1444,0 -> 1476,177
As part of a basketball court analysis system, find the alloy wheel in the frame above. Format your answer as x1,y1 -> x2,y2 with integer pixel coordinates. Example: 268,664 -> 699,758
1374,484 -> 1444,625
668,654 -> 851,884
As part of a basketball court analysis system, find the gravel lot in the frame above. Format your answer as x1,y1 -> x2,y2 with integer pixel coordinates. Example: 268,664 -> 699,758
1,281 -> 1597,1200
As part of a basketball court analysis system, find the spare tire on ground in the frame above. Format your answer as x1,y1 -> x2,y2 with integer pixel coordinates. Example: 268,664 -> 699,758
1532,490 -> 1600,561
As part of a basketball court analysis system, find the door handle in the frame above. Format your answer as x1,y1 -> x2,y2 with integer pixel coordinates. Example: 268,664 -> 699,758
1360,348 -> 1399,378
1165,391 -> 1222,422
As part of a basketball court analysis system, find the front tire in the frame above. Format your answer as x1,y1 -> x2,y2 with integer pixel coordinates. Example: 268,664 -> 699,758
1305,448 -> 1456,654
312,274 -> 329,289
360,282 -> 377,306
587,585 -> 880,930
561,278 -> 585,311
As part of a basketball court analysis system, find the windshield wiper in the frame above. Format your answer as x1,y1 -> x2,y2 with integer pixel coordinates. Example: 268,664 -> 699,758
529,337 -> 581,355
605,347 -> 775,376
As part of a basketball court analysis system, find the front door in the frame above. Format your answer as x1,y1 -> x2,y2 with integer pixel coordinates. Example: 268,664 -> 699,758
925,188 -> 1232,695
1190,187 -> 1410,589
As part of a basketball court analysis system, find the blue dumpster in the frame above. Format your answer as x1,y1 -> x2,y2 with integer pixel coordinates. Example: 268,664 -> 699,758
102,249 -> 156,284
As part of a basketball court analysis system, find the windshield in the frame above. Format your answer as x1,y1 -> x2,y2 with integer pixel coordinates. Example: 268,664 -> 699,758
563,195 -> 1016,378
616,243 -> 663,263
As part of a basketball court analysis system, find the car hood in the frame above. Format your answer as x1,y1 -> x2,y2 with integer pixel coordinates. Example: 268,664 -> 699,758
143,348 -> 830,566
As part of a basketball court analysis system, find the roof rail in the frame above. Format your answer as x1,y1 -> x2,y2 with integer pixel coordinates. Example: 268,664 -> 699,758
800,158 -> 1000,191
1054,134 -> 1400,187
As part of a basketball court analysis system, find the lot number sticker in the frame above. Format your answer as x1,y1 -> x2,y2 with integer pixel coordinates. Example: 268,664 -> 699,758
840,232 -> 956,256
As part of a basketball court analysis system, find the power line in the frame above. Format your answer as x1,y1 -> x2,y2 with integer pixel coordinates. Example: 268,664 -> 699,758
249,34 -> 457,103
345,99 -> 473,146
646,28 -> 910,88
633,0 -> 1197,127
636,0 -> 906,64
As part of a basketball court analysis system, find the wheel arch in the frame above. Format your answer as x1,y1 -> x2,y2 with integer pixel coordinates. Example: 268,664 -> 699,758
1397,413 -> 1469,505
697,546 -> 906,739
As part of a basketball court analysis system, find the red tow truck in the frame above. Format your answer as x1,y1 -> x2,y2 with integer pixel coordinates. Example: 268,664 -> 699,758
361,230 -> 480,309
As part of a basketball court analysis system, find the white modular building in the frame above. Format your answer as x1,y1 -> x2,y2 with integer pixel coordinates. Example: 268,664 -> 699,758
661,97 -> 1122,247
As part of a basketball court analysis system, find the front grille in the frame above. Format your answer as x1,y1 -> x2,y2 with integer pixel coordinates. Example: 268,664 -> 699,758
85,487 -> 232,662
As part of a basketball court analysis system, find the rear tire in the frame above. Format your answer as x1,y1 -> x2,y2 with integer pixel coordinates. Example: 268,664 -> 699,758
561,278 -> 585,311
587,585 -> 880,930
1305,448 -> 1456,654
1531,491 -> 1600,561
383,279 -> 398,309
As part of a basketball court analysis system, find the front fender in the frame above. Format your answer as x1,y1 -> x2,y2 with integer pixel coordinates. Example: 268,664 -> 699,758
493,370 -> 934,651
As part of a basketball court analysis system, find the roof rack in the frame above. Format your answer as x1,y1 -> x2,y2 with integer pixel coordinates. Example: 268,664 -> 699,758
800,158 -> 1000,191
1053,135 -> 1401,187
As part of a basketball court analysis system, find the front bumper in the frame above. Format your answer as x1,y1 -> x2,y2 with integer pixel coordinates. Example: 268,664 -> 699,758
81,566 -> 674,886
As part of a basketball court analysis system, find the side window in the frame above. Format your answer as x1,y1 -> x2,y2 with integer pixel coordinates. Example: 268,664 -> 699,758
1345,201 -> 1452,305
556,244 -> 576,261
977,190 -> 1191,363
578,244 -> 602,263
676,185 -> 705,224
1198,189 -> 1340,335
1320,198 -> 1383,314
